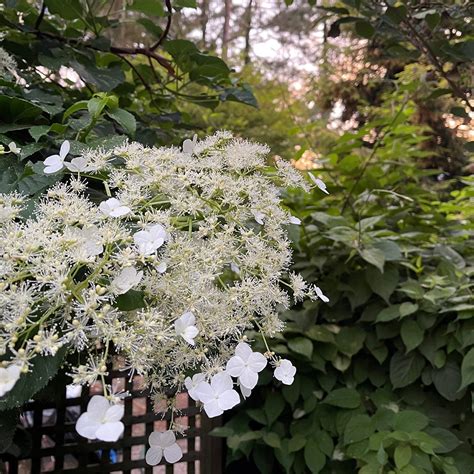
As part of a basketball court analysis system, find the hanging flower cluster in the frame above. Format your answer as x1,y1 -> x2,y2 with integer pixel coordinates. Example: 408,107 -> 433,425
0,132 -> 328,464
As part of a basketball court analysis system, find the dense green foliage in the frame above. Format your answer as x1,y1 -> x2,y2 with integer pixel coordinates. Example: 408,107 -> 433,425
215,85 -> 473,473
0,0 -> 255,197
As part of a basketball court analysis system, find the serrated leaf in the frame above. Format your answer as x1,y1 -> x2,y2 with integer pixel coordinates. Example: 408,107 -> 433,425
0,347 -> 66,410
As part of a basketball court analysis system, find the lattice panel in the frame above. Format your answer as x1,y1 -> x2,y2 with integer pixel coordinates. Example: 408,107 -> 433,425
2,371 -> 222,474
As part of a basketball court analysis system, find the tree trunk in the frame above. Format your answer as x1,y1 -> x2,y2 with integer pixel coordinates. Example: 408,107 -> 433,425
222,0 -> 231,60
200,0 -> 209,48
243,0 -> 253,65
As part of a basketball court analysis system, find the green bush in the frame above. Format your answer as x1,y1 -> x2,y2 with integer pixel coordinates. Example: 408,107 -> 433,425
216,91 -> 473,473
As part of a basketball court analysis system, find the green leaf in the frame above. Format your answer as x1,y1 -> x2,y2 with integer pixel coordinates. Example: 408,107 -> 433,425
137,18 -> 163,37
63,100 -> 89,121
394,445 -> 412,469
220,86 -> 258,108
355,20 -> 375,39
0,347 -> 67,410
390,351 -> 425,388
401,319 -> 424,352
460,347 -> 474,390
29,125 -> 50,142
87,97 -> 108,117
288,434 -> 306,452
366,266 -> 399,303
344,414 -> 375,444
173,0 -> 197,8
69,61 -> 125,92
384,5 -> 407,24
106,108 -> 137,135
275,439 -> 295,473
0,95 -> 44,123
45,0 -> 84,20
373,240 -> 402,261
376,305 -> 400,322
288,337 -> 313,359
282,376 -> 300,408
426,427 -> 461,454
115,290 -> 146,311
376,444 -> 388,465
263,431 -> 281,448
393,410 -> 429,432
335,327 -> 366,357
323,388 -> 360,408
425,12 -> 441,30
252,446 -> 274,474
306,326 -> 335,343
210,426 -> 233,437
360,247 -> 385,272
264,393 -> 285,426
432,360 -> 463,401
247,408 -> 267,425
128,0 -> 165,16
400,302 -> 418,318
0,410 -> 18,453
304,440 -> 325,473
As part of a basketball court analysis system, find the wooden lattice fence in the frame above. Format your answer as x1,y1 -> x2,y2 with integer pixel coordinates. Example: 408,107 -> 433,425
1,371 -> 222,474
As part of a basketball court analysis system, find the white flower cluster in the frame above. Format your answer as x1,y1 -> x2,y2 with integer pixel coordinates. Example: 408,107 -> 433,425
0,132 -> 328,464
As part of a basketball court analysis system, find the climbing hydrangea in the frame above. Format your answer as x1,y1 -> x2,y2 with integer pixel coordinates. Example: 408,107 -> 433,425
0,132 -> 329,462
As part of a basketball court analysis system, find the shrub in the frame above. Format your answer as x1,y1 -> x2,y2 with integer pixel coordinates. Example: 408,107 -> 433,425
216,91 -> 473,474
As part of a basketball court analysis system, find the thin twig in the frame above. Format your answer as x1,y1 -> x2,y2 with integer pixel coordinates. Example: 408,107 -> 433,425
147,55 -> 161,84
150,0 -> 173,51
28,28 -> 177,77
118,54 -> 153,99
